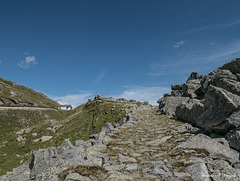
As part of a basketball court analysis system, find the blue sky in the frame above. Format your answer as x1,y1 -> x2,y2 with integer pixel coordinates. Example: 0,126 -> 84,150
1,0 -> 240,107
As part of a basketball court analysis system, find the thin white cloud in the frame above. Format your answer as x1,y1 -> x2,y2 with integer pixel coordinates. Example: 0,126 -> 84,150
51,92 -> 93,108
18,56 -> 38,69
184,19 -> 240,34
24,52 -> 30,55
50,86 -> 170,107
112,86 -> 170,105
147,62 -> 190,76
187,41 -> 240,65
148,40 -> 240,76
221,19 -> 240,28
173,40 -> 185,48
0,60 -> 2,64
95,70 -> 105,83
147,61 -> 195,77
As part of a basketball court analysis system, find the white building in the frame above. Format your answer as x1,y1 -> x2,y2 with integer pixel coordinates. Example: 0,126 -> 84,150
60,105 -> 72,110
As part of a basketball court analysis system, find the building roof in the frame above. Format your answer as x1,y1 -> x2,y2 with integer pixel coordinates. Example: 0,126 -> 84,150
61,105 -> 72,107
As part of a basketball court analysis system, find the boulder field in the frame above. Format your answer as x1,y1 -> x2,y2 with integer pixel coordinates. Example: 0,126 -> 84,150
158,58 -> 240,152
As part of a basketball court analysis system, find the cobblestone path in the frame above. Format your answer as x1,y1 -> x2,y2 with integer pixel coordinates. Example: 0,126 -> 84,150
104,109 -> 197,180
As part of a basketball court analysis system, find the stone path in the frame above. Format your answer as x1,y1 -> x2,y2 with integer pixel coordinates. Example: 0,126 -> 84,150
101,108 -> 240,181
103,109 -> 196,180
2,106 -> 240,180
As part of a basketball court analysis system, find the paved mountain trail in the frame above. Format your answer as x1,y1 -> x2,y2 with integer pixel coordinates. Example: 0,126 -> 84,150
103,108 -> 196,180
2,105 -> 239,180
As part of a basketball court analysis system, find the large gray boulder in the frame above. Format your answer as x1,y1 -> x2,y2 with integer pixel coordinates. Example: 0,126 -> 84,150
29,139 -> 106,180
64,172 -> 91,181
218,58 -> 240,74
181,72 -> 202,98
226,130 -> 240,151
177,134 -> 239,164
158,72 -> 203,117
182,79 -> 202,98
187,72 -> 202,81
157,96 -> 189,117
171,84 -> 184,97
0,163 -> 30,181
226,110 -> 240,128
171,84 -> 183,90
185,162 -> 210,181
176,85 -> 240,133
175,98 -> 204,125
210,69 -> 240,96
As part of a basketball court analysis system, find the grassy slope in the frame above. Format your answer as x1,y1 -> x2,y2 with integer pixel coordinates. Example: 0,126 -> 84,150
0,109 -> 71,175
53,100 -> 127,144
0,99 -> 127,176
0,78 -> 60,107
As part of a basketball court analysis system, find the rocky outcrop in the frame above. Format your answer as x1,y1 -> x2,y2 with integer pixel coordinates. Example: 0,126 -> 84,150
177,134 -> 239,164
226,130 -> 240,151
13,121 -> 115,181
28,114 -> 136,181
157,71 -> 203,117
0,77 -> 60,107
158,58 -> 240,151
0,97 -> 34,107
157,96 -> 189,116
210,69 -> 240,96
176,85 -> 240,133
0,163 -> 30,181
29,139 -> 107,180
185,162 -> 210,181
219,58 -> 240,74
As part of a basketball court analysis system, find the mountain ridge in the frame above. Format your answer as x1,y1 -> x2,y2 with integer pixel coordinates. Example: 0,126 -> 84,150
0,77 -> 60,108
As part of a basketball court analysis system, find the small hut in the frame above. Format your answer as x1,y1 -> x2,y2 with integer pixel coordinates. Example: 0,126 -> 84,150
60,105 -> 72,110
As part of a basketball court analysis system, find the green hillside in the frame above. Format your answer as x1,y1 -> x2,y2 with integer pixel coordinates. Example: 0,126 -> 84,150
0,78 -> 60,107
0,98 -> 133,176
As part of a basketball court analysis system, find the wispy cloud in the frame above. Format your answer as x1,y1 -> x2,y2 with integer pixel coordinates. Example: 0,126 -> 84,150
148,40 -> 240,76
186,41 -> 240,66
51,91 -> 93,108
221,19 -> 240,28
184,19 -> 240,34
111,86 -> 170,105
24,52 -> 30,55
173,40 -> 185,48
95,70 -> 105,83
50,86 -> 168,108
147,61 -> 196,77
18,56 -> 38,69
0,60 -> 2,64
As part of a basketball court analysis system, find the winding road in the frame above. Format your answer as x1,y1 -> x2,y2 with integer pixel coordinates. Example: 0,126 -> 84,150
0,106 -> 56,110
